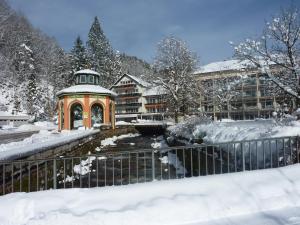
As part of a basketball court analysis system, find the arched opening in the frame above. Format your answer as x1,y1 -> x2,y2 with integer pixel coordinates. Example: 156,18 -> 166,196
70,103 -> 83,130
91,103 -> 104,127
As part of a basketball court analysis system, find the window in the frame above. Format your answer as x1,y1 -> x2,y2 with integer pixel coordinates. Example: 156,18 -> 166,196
95,77 -> 99,84
147,108 -> 156,113
80,75 -> 86,83
89,75 -> 94,84
126,108 -> 138,113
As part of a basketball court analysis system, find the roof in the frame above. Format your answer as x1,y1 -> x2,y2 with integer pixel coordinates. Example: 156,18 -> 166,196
111,74 -> 151,88
194,59 -> 255,74
143,86 -> 167,97
56,85 -> 117,97
74,69 -> 100,76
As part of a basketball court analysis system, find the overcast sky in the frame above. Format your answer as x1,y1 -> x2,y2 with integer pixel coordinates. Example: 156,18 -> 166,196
7,0 -> 299,65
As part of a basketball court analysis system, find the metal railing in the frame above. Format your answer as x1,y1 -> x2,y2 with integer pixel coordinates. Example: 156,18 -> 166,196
0,136 -> 299,196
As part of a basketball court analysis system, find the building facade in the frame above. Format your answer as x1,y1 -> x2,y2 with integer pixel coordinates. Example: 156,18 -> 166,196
194,59 -> 295,120
57,69 -> 116,130
111,74 -> 167,121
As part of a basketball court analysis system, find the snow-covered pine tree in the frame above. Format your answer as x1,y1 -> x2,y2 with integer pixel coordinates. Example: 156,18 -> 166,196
26,71 -> 37,116
152,36 -> 200,122
86,16 -> 116,87
70,36 -> 89,74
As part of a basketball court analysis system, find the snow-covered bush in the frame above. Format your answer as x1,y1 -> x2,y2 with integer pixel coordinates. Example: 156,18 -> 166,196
167,115 -> 212,143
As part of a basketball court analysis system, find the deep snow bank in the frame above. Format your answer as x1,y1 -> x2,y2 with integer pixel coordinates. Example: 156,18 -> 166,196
1,164 -> 300,225
194,119 -> 300,143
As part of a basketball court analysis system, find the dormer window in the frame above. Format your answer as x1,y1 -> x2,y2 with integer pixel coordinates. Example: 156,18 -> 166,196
89,75 -> 94,84
74,69 -> 101,85
80,75 -> 86,83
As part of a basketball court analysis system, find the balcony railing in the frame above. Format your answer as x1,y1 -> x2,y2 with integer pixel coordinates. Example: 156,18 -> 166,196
116,103 -> 142,107
117,93 -> 142,97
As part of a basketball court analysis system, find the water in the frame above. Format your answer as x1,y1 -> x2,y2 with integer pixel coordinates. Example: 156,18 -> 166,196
67,133 -> 160,156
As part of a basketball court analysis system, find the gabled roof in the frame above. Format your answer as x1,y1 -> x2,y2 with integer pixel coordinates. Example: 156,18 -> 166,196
111,74 -> 151,88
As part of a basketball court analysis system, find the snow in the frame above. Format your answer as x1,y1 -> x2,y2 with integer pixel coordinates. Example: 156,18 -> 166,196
0,111 -> 28,117
193,119 -> 300,143
0,121 -> 56,134
96,133 -> 141,150
1,164 -> 300,225
115,120 -> 132,125
74,69 -> 100,76
56,85 -> 117,96
0,129 -> 97,160
73,156 -> 96,175
194,59 -> 254,74
151,135 -> 186,175
143,85 -> 166,96
126,74 -> 151,87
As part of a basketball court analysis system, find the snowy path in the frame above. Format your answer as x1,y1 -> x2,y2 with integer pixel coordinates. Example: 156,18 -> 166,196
0,164 -> 300,225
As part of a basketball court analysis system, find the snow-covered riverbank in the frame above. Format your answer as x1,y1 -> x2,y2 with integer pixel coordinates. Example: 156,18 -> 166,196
0,164 -> 300,225
194,119 -> 300,143
0,129 -> 98,160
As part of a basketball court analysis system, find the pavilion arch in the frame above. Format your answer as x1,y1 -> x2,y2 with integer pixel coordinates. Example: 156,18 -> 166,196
69,100 -> 84,130
90,100 -> 105,127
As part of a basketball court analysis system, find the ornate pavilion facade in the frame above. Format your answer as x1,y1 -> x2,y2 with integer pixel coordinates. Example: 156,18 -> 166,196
56,69 -> 116,130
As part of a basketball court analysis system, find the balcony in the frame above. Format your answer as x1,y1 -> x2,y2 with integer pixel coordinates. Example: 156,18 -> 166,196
117,93 -> 142,97
145,103 -> 166,107
116,102 -> 142,107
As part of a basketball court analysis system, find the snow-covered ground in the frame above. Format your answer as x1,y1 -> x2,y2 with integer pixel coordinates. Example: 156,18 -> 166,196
194,119 -> 300,143
95,133 -> 141,151
1,164 -> 300,225
0,129 -> 97,160
0,121 -> 56,134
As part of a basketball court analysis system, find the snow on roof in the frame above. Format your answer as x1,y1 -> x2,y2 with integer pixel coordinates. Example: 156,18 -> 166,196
0,111 -> 29,118
126,74 -> 151,87
143,85 -> 166,96
56,85 -> 117,96
74,69 -> 100,76
112,74 -> 151,87
194,59 -> 255,74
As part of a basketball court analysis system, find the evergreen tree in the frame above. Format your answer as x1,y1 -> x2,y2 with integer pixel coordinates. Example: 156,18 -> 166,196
26,71 -> 37,116
86,16 -> 115,87
70,35 -> 88,73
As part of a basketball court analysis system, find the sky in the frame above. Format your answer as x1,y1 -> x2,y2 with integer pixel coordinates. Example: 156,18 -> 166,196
7,0 -> 299,65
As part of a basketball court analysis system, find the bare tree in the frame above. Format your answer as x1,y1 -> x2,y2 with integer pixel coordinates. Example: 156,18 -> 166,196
232,6 -> 300,104
200,75 -> 247,117
152,36 -> 199,122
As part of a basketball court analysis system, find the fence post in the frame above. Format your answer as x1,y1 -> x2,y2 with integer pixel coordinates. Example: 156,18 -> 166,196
152,151 -> 155,181
242,143 -> 245,171
53,159 -> 57,189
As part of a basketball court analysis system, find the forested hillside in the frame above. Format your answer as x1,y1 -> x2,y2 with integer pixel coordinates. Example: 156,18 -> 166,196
0,0 -> 152,120
0,0 -> 70,119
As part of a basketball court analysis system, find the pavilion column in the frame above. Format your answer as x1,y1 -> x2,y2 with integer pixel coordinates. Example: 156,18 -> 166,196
105,96 -> 110,124
84,95 -> 91,128
58,102 -> 61,131
63,96 -> 69,130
